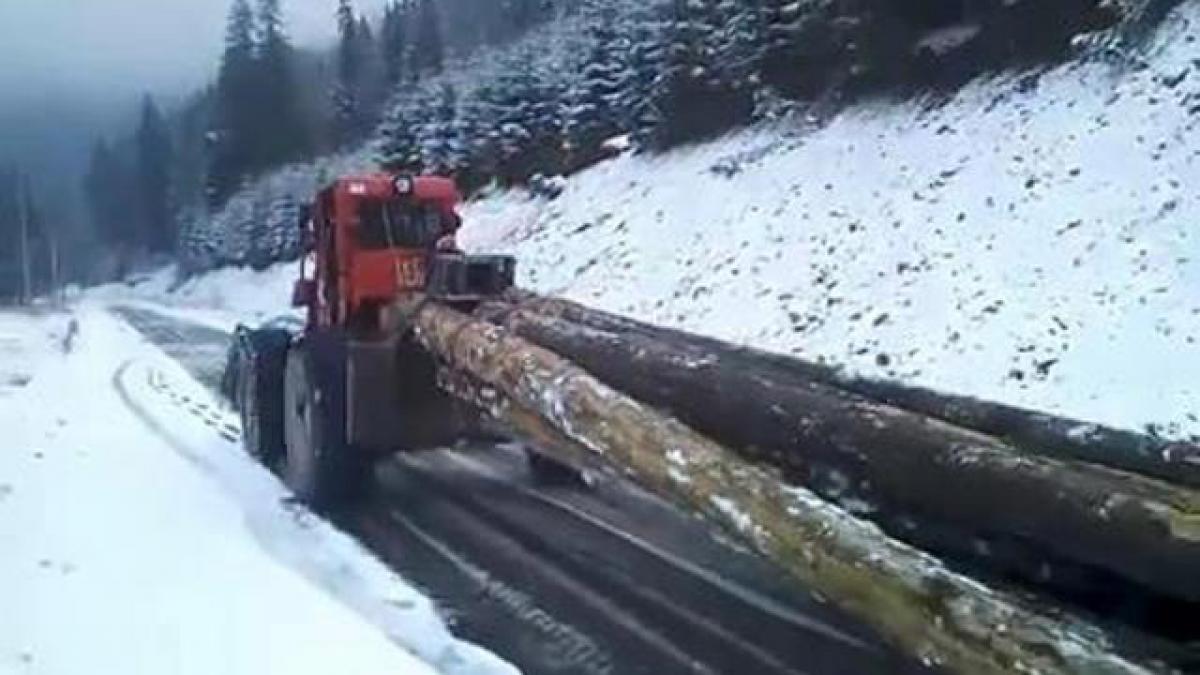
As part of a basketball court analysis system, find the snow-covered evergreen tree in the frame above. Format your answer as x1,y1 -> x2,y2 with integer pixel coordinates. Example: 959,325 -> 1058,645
334,0 -> 368,144
563,2 -> 629,157
470,47 -> 569,181
712,0 -> 765,89
617,3 -> 668,145
211,0 -> 259,201
649,0 -> 754,147
416,85 -> 469,175
176,205 -> 217,275
413,0 -> 446,76
381,1 -> 413,86
758,0 -> 835,98
377,95 -> 424,171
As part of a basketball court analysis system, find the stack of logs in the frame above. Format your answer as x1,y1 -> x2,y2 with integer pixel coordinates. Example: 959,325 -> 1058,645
404,290 -> 1200,675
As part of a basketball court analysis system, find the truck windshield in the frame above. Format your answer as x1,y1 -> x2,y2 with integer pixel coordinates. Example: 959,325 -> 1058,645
357,200 -> 446,250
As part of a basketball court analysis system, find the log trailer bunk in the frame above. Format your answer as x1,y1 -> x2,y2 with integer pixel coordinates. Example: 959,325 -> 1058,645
225,173 -> 524,507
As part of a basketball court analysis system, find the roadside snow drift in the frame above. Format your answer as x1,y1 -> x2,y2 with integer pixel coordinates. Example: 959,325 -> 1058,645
0,305 -> 514,675
461,4 -> 1200,442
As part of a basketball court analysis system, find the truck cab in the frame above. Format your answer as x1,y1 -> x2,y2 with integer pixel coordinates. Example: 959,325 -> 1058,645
295,173 -> 514,334
294,173 -> 457,331
228,173 -> 517,508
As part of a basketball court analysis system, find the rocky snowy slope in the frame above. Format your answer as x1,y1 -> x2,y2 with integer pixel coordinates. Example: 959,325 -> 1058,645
460,2 -> 1200,442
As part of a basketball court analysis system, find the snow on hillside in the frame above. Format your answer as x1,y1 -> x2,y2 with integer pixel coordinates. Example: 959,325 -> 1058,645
177,7 -> 591,272
0,305 -> 514,675
461,3 -> 1200,441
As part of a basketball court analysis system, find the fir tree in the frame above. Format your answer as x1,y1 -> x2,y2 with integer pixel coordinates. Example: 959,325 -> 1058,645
333,0 -> 385,143
211,0 -> 259,201
84,140 -> 121,248
377,96 -> 423,171
564,2 -> 629,156
337,0 -> 360,86
172,90 -> 216,215
333,0 -> 362,143
254,0 -> 308,166
757,0 -> 833,98
502,0 -> 553,38
381,1 -> 412,86
618,3 -> 668,145
650,0 -> 754,147
418,84 -> 468,175
15,174 -> 40,302
413,0 -> 446,76
135,95 -> 175,253
0,168 -> 20,299
356,15 -> 387,115
471,48 -> 567,181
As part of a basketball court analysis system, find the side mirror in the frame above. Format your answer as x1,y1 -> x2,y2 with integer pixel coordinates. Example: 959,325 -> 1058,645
292,279 -> 316,308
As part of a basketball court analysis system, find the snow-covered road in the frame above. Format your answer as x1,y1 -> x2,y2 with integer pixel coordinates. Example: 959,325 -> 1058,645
2,299 -> 933,675
109,301 -> 926,675
0,303 -> 513,675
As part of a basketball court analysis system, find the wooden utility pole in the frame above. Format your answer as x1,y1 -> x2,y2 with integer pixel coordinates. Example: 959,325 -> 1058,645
16,173 -> 31,305
48,234 -> 61,306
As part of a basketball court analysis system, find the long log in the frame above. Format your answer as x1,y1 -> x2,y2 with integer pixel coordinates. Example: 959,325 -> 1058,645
473,302 -> 1200,604
499,290 -> 1200,490
407,300 -> 1156,675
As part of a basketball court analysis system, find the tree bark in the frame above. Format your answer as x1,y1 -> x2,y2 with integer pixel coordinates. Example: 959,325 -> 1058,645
496,290 -> 1200,490
474,301 -> 1200,604
408,300 -> 1154,675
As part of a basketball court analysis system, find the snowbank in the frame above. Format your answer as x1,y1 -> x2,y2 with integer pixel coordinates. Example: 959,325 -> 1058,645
461,4 -> 1200,441
89,265 -> 300,332
0,304 -> 514,675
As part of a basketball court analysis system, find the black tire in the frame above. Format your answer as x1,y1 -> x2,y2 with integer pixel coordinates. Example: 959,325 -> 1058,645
236,328 -> 291,466
282,335 -> 369,510
525,448 -> 588,487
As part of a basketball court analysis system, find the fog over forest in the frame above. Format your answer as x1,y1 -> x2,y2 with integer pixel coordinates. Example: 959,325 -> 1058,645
0,0 -> 385,234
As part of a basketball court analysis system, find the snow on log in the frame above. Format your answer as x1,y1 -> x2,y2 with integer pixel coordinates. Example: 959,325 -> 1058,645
497,290 -> 1200,491
475,301 -> 1200,604
408,300 -> 1155,675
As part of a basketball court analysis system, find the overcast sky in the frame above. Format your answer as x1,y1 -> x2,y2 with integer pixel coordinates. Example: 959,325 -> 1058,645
0,0 -> 386,220
0,0 -> 386,105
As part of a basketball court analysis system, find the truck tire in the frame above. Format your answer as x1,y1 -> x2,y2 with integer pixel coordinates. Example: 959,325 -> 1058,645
525,448 -> 588,487
236,328 -> 290,466
282,336 -> 369,510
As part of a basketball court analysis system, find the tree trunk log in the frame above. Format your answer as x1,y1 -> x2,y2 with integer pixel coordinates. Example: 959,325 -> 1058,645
408,300 -> 1156,675
499,290 -> 1200,491
474,301 -> 1200,605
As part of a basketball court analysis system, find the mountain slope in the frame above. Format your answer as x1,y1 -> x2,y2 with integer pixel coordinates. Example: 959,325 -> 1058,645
460,2 -> 1200,441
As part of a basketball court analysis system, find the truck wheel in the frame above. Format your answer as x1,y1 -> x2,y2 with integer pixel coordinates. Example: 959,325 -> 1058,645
525,448 -> 588,487
236,329 -> 290,466
282,340 -> 368,510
